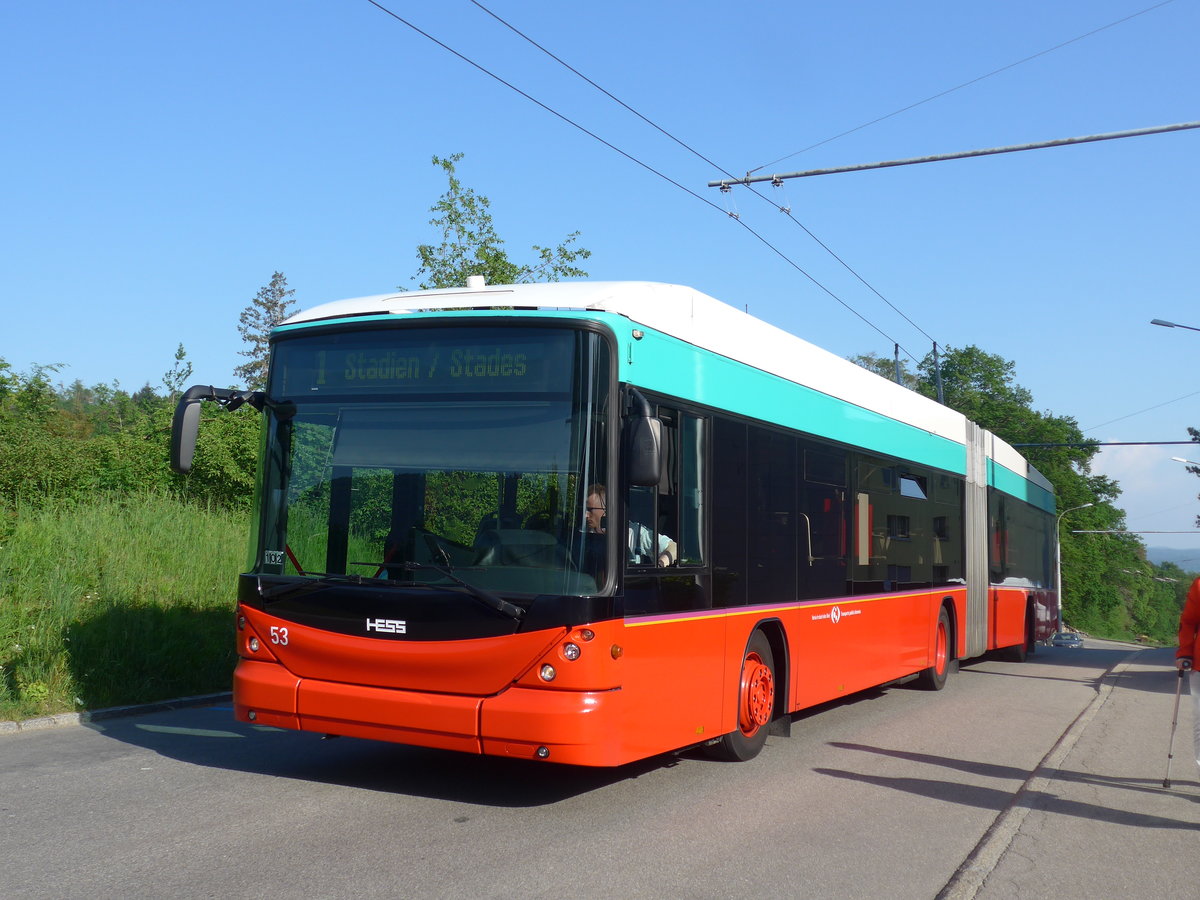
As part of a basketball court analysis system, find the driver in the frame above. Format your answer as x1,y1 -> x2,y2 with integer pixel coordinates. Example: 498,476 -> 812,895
586,484 -> 676,567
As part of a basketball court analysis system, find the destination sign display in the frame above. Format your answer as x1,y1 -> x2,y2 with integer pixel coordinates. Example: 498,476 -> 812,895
272,327 -> 576,396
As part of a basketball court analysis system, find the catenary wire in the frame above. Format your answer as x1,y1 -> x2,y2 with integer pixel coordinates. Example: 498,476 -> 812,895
466,0 -> 731,179
747,0 -> 1180,175
777,208 -> 938,344
363,0 -> 920,359
459,0 -> 937,352
1082,389 -> 1200,432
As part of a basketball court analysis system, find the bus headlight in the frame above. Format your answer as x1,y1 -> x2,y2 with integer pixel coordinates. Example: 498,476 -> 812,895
539,664 -> 557,682
562,642 -> 581,661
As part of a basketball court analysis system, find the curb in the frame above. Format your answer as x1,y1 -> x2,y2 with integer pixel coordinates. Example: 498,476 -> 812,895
935,646 -> 1146,900
0,692 -> 233,736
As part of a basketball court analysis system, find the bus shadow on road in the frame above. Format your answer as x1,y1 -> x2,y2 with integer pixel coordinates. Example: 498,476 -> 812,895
815,742 -> 1198,832
956,646 -> 1181,696
86,703 -> 680,806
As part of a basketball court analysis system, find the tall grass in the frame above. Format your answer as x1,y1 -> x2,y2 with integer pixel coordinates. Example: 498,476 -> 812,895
0,493 -> 248,720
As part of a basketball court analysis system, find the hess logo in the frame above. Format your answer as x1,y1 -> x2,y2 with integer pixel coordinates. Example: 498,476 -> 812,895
365,618 -> 407,634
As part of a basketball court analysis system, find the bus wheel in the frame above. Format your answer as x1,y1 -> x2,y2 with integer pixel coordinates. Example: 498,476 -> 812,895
1004,635 -> 1029,662
708,630 -> 775,761
916,607 -> 952,691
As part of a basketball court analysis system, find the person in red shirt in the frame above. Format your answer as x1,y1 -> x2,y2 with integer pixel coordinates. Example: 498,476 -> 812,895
1176,577 -> 1200,777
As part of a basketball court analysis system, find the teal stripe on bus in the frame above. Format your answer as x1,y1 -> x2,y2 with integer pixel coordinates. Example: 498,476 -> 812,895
989,460 -> 1056,512
612,317 -> 967,475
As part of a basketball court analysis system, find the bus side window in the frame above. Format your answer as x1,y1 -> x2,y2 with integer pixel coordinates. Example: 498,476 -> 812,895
624,408 -> 708,615
627,408 -> 704,568
748,424 -> 798,604
650,408 -> 679,565
677,413 -> 704,566
711,416 -> 747,607
627,485 -> 660,565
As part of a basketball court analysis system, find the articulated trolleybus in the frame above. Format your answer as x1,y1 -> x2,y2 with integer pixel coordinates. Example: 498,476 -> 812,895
171,280 -> 1057,766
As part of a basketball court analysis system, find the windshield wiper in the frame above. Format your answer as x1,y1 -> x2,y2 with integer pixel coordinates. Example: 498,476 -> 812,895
258,572 -> 378,601
392,562 -> 524,621
260,567 -> 524,623
343,561 -> 520,624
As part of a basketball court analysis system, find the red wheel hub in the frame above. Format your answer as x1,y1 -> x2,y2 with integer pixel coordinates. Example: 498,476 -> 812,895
739,652 -> 773,736
934,620 -> 948,674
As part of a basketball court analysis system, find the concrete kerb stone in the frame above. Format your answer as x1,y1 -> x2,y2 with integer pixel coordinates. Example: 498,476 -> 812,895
935,646 -> 1147,900
0,691 -> 233,736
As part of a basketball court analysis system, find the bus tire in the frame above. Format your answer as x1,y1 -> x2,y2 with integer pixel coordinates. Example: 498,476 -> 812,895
708,630 -> 775,762
1004,636 -> 1029,662
916,606 -> 952,691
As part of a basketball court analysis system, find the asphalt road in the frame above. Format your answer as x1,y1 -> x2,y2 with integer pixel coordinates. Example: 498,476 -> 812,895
0,642 -> 1161,899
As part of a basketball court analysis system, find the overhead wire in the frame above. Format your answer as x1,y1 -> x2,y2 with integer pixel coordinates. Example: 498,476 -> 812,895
1083,389 -> 1200,433
747,0 -> 1180,176
776,206 -> 939,345
467,0 -> 935,351
733,0 -> 1182,346
465,0 -> 731,181
363,0 -> 922,358
459,0 -> 937,355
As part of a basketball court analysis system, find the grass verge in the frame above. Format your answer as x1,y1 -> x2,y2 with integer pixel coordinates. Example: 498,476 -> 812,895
0,493 -> 246,721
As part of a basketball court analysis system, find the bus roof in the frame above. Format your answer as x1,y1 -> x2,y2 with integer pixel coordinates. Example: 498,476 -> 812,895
281,280 -> 1053,497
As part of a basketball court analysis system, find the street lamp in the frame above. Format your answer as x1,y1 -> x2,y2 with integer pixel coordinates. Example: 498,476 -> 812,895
1055,502 -> 1094,632
1151,318 -> 1200,332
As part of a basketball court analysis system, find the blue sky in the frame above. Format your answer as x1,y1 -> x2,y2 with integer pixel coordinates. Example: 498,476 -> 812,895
2,1 -> 1198,548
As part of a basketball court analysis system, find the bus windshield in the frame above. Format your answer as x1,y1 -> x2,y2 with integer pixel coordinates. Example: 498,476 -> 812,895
254,325 -> 611,598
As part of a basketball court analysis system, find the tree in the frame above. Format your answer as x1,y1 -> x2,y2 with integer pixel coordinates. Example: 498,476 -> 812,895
847,352 -> 919,390
0,362 -> 100,506
408,153 -> 590,290
162,344 -> 193,402
235,272 -> 296,388
916,345 -> 1035,434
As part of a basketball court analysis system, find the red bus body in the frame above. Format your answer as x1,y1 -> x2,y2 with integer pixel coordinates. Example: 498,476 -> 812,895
175,282 -> 1059,768
234,583 -> 1054,766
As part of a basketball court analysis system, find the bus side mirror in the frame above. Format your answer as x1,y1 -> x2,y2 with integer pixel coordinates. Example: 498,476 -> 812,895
170,385 -> 210,474
625,389 -> 662,487
170,385 -> 264,474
